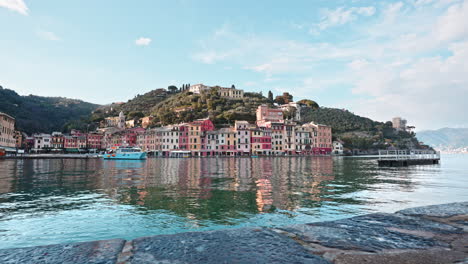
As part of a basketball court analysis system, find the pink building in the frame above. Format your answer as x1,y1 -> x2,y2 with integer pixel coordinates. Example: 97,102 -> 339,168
64,136 -> 78,150
178,124 -> 189,150
251,128 -> 272,155
256,104 -> 284,126
313,124 -> 332,154
87,133 -> 103,150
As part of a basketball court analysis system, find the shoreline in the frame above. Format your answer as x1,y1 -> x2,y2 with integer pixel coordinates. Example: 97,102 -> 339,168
0,154 -> 337,160
0,202 -> 466,263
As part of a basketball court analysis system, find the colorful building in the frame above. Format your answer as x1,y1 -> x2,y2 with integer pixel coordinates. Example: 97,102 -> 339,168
0,112 -> 16,149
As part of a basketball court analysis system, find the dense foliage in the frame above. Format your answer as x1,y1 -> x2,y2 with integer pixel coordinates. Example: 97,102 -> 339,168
149,89 -> 271,126
303,107 -> 379,134
302,108 -> 421,150
1,83 -> 423,150
0,86 -> 99,134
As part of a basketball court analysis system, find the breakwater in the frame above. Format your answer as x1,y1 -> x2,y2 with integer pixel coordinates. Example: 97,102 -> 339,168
0,202 -> 466,264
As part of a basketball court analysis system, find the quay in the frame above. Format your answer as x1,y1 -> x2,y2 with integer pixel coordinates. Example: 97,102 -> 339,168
0,202 -> 466,264
378,150 -> 441,166
0,154 -> 100,159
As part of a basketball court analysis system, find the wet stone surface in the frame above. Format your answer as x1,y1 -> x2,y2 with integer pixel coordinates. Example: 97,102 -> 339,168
279,213 -> 457,252
0,239 -> 125,264
0,202 -> 467,263
129,228 -> 330,264
398,202 -> 468,218
320,213 -> 463,234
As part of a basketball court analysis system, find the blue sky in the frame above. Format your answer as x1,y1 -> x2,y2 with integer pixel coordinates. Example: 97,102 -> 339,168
1,0 -> 467,130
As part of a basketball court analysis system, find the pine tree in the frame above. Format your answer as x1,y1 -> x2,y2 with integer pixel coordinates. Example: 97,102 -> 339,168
268,90 -> 273,101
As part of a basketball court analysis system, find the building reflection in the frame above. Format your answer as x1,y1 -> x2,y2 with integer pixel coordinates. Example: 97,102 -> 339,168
0,156 -> 423,224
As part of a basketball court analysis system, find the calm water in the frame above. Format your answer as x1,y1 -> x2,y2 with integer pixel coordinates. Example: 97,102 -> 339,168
1,155 -> 467,249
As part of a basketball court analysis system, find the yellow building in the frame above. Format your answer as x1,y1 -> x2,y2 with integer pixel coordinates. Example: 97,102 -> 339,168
0,112 -> 16,148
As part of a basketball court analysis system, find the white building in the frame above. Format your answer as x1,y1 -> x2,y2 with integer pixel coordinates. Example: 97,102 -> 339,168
189,84 -> 211,94
283,121 -> 297,155
205,130 -> 220,153
33,134 -> 52,150
333,141 -> 344,155
234,121 -> 251,155
295,127 -> 312,153
280,102 -> 308,122
189,84 -> 244,99
218,87 -> 244,99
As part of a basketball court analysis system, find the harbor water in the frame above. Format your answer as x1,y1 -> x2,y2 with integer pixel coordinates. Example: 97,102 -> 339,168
0,154 -> 467,249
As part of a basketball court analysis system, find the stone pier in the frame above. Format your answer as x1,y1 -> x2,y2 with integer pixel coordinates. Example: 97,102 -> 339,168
0,202 -> 467,264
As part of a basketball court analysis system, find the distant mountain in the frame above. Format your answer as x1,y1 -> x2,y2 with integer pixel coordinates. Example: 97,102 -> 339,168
0,85 -> 100,134
417,128 -> 468,149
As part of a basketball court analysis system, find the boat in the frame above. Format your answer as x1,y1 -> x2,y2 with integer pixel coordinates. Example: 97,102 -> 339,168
103,147 -> 147,160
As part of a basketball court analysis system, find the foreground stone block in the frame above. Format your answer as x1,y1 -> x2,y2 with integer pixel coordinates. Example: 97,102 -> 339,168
397,202 -> 468,218
0,239 -> 125,264
280,213 -> 456,252
130,228 -> 330,264
333,248 -> 467,264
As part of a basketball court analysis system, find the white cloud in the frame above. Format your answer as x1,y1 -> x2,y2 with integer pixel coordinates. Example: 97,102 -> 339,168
135,37 -> 151,46
347,40 -> 468,129
37,30 -> 61,41
434,0 -> 468,41
0,0 -> 28,15
192,50 -> 231,64
315,6 -> 376,32
192,1 -> 468,129
413,0 -> 461,7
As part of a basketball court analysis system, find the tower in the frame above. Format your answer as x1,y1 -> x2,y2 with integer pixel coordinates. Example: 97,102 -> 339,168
118,111 -> 125,129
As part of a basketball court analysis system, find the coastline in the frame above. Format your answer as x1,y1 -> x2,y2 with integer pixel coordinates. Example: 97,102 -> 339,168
0,202 -> 466,263
0,154 -> 337,160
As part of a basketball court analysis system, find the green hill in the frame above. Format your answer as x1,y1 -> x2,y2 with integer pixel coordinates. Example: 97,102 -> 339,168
0,85 -> 100,134
302,108 -> 421,150
91,88 -> 271,126
1,84 -> 423,150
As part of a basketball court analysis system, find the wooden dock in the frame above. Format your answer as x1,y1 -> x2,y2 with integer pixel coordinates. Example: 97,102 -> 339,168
378,150 -> 440,166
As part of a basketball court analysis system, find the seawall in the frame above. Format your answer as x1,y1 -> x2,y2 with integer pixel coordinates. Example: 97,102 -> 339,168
0,202 -> 467,264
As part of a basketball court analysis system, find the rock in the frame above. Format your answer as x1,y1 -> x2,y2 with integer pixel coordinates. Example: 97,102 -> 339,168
0,239 -> 125,264
280,213 -> 455,252
319,213 -> 462,234
333,249 -> 467,264
397,202 -> 468,218
130,228 -> 330,264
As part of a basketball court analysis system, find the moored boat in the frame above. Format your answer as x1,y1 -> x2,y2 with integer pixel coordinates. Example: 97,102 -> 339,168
103,147 -> 147,160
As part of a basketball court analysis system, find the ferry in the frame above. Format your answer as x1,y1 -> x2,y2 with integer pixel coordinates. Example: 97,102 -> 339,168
103,147 -> 147,160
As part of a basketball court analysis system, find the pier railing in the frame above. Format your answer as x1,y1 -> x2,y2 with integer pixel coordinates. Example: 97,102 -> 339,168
378,150 -> 440,161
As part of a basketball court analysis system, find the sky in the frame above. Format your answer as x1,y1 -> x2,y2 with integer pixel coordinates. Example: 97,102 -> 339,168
0,0 -> 467,130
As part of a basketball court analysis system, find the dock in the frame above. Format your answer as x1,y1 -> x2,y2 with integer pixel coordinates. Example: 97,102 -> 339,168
378,149 -> 440,166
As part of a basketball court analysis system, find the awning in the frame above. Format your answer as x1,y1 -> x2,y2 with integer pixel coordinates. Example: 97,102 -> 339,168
0,147 -> 16,152
66,148 -> 79,152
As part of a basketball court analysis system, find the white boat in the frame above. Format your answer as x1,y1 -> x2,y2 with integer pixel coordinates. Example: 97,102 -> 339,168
103,147 -> 147,160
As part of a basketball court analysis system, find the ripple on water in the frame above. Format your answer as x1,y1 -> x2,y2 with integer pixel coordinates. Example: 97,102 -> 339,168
0,155 -> 467,249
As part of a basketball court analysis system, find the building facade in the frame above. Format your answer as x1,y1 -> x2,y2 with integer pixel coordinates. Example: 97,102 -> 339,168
0,112 -> 16,149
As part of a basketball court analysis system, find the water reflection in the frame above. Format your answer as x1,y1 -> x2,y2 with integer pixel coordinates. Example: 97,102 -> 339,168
1,155 -> 467,249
